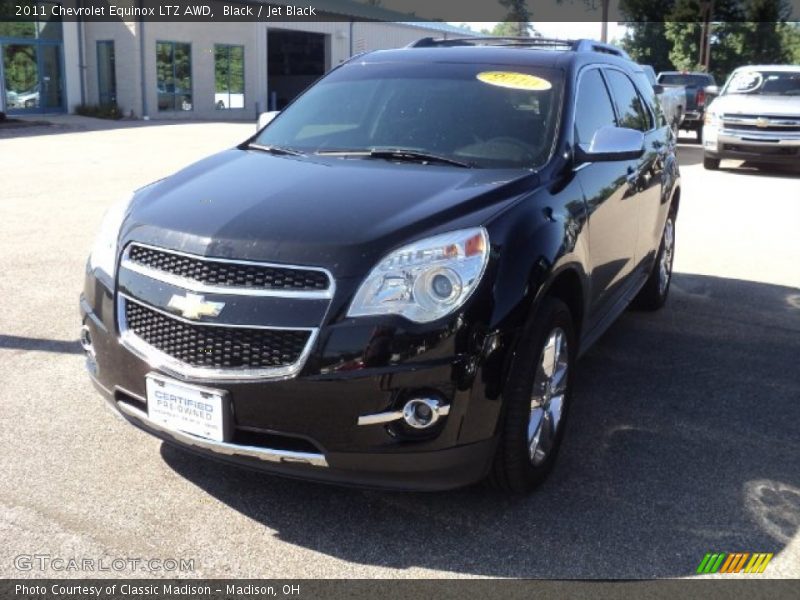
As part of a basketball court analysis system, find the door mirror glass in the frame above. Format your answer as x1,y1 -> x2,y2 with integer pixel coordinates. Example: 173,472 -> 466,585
257,110 -> 280,129
576,126 -> 645,163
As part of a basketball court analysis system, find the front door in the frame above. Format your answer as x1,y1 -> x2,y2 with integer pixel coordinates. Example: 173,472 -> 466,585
573,67 -> 640,319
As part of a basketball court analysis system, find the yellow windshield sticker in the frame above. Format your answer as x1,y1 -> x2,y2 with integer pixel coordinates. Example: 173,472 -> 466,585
476,71 -> 552,91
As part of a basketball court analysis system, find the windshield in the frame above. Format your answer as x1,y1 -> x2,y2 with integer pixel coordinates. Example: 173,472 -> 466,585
253,61 -> 563,169
658,74 -> 714,87
723,70 -> 800,96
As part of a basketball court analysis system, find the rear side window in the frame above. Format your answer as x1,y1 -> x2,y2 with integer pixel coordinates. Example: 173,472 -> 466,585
605,70 -> 652,132
659,74 -> 715,87
574,69 -> 616,145
632,71 -> 666,128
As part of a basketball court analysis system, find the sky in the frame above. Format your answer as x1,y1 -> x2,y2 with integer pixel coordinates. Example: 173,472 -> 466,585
456,22 -> 628,44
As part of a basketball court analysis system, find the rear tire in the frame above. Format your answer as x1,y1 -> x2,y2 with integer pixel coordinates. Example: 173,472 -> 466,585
703,156 -> 720,170
634,212 -> 676,311
695,127 -> 703,144
488,297 -> 576,493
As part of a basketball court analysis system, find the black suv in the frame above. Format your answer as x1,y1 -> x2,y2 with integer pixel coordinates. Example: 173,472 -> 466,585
81,37 -> 680,492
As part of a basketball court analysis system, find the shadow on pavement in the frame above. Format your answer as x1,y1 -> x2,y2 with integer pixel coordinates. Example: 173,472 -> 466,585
0,335 -> 83,355
161,273 -> 800,578
676,141 -> 800,178
0,116 -> 254,139
676,143 -> 703,167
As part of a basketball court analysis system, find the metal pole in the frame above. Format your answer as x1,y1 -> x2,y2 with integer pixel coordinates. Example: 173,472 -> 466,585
139,4 -> 148,119
0,45 -> 5,115
704,1 -> 714,71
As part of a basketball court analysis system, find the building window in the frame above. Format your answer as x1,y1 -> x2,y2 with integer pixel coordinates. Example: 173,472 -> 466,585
214,44 -> 244,110
156,41 -> 192,111
97,41 -> 116,106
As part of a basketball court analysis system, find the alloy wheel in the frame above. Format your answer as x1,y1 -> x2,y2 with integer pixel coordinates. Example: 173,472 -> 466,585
528,327 -> 569,466
658,218 -> 675,296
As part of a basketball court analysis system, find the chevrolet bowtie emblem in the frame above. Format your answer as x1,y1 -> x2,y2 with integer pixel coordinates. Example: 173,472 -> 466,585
167,293 -> 225,319
755,117 -> 770,128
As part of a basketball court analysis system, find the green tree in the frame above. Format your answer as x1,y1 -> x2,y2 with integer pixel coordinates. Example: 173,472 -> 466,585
665,0 -> 792,83
494,0 -> 533,37
785,22 -> 800,62
619,0 -> 677,72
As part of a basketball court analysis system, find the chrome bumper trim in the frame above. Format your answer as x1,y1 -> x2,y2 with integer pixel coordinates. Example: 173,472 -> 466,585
717,129 -> 800,145
357,403 -> 450,426
117,401 -> 328,467
357,410 -> 405,426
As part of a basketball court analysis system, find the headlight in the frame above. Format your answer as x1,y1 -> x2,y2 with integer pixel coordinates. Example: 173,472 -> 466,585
704,110 -> 720,127
347,227 -> 489,323
89,194 -> 133,277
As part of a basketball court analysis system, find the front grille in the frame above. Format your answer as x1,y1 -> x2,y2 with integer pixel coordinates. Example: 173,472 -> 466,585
124,299 -> 311,370
724,123 -> 800,133
127,244 -> 330,292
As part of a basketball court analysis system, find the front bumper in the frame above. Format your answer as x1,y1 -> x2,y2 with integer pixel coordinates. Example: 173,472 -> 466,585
80,271 -> 503,490
703,126 -> 800,164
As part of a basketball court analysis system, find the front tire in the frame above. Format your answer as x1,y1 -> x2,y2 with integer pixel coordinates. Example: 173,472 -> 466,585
703,155 -> 720,170
489,297 -> 576,493
634,212 -> 676,310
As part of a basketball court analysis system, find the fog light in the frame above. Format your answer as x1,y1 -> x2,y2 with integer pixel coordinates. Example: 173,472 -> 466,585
80,325 -> 95,358
402,397 -> 449,429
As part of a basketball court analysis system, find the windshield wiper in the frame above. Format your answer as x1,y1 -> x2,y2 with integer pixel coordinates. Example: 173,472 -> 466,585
316,148 -> 473,168
245,142 -> 304,156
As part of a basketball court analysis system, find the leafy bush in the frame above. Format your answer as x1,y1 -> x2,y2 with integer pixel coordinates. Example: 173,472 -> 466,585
75,103 -> 123,120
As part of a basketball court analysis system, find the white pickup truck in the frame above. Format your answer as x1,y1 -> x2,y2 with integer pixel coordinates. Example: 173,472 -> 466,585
639,65 -> 684,136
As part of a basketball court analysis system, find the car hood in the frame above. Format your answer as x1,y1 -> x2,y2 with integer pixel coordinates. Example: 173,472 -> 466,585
123,148 -> 535,278
710,94 -> 800,117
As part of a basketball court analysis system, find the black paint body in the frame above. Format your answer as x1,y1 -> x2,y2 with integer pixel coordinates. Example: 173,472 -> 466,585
81,46 -> 680,490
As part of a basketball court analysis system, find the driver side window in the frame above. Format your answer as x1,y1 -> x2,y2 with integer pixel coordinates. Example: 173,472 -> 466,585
574,69 -> 617,146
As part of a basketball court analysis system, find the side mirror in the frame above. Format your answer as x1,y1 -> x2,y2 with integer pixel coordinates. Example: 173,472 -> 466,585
257,110 -> 280,129
652,84 -> 664,94
704,85 -> 720,98
575,126 -> 645,163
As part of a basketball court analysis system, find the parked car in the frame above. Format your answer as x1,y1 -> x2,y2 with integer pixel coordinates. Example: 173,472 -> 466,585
215,93 -> 245,110
657,71 -> 717,142
5,89 -> 18,109
639,65 -> 684,135
5,84 -> 39,109
702,65 -> 800,170
81,37 -> 680,493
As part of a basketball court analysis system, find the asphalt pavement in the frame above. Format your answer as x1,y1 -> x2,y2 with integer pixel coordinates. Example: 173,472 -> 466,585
1,121 -> 798,578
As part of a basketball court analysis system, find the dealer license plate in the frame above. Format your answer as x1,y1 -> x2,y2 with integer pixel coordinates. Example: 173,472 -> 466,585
145,374 -> 229,442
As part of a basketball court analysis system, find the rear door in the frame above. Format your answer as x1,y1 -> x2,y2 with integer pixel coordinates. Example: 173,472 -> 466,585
573,67 -> 640,320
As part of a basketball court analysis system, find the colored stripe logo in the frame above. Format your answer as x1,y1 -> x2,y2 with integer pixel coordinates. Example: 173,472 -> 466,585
697,552 -> 773,574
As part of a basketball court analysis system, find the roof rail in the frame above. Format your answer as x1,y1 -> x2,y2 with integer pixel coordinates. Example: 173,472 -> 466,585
572,39 -> 630,59
407,36 -> 631,60
408,37 -> 574,50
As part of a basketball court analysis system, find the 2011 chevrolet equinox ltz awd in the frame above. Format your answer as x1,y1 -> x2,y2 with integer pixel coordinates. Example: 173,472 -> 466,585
80,38 -> 680,492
